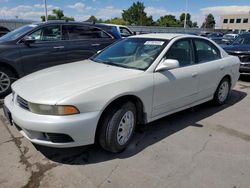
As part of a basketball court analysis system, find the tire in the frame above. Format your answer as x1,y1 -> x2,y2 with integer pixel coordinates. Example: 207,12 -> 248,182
212,77 -> 230,106
98,102 -> 137,153
0,67 -> 15,98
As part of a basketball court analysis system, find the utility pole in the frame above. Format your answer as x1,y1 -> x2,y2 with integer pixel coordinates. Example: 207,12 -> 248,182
184,0 -> 188,29
44,0 -> 48,22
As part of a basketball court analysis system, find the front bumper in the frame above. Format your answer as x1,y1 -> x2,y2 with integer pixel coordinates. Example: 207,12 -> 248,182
4,94 -> 101,148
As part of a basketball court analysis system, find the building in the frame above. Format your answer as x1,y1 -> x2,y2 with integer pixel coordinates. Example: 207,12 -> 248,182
220,13 -> 250,33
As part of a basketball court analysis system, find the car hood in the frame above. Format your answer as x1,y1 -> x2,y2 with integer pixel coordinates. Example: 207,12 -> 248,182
223,44 -> 250,54
12,60 -> 143,104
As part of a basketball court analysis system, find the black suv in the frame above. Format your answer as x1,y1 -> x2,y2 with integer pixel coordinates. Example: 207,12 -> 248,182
0,26 -> 10,37
223,33 -> 250,74
0,21 -> 116,97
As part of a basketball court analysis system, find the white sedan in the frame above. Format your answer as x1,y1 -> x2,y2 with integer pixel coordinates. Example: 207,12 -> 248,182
3,34 -> 240,153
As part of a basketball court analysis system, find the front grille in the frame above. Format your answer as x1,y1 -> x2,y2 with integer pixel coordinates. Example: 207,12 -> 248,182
44,133 -> 74,143
238,55 -> 250,63
17,95 -> 29,111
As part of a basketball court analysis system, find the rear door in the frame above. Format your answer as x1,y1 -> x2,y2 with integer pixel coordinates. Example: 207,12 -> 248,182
19,24 -> 67,74
62,25 -> 115,63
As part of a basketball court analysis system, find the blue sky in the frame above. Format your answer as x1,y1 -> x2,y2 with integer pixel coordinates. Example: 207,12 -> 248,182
0,0 -> 250,27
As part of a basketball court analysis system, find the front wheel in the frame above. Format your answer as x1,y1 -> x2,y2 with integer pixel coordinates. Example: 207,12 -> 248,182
213,77 -> 230,105
0,67 -> 15,98
98,102 -> 136,153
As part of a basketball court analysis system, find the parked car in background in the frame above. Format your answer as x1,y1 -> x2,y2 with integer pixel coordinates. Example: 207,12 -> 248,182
4,34 -> 240,153
223,32 -> 250,74
0,26 -> 10,37
0,21 -> 116,97
207,32 -> 224,39
84,22 -> 134,39
222,33 -> 238,44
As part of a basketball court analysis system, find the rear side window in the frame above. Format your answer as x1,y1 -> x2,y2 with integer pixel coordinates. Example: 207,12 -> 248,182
120,27 -> 133,37
165,39 -> 195,67
62,25 -> 111,40
194,39 -> 221,63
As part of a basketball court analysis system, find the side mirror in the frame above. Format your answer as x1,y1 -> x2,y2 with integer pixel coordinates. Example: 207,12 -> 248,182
156,59 -> 180,72
22,36 -> 35,45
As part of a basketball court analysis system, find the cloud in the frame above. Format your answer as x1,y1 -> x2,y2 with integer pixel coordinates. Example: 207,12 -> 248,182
68,2 -> 86,12
200,5 -> 250,15
145,6 -> 181,19
0,4 -> 59,20
200,6 -> 250,27
68,2 -> 122,20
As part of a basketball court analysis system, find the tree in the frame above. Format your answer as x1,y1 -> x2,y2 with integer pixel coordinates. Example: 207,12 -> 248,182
104,17 -> 129,25
192,22 -> 198,28
179,13 -> 193,27
122,1 -> 153,26
41,9 -> 74,21
156,15 -> 180,27
52,9 -> 64,20
86,15 -> 98,23
201,13 -> 216,28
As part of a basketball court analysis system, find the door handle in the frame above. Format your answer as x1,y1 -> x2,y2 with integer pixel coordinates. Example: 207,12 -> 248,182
53,46 -> 64,49
220,66 -> 225,70
192,72 -> 198,78
91,43 -> 101,46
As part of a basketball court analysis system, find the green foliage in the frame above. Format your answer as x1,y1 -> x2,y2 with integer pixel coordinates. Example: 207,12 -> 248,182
104,18 -> 129,25
122,1 -> 154,26
201,13 -> 216,28
41,9 -> 74,21
52,9 -> 64,20
179,13 -> 192,27
40,2 -> 199,28
156,15 -> 180,27
86,15 -> 98,23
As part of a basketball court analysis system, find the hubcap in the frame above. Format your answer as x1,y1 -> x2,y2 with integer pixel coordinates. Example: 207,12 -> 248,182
117,111 -> 135,145
218,81 -> 229,102
0,71 -> 11,94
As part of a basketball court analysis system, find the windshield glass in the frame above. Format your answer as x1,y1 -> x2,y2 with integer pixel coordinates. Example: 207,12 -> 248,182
91,38 -> 168,70
0,24 -> 37,42
232,35 -> 250,45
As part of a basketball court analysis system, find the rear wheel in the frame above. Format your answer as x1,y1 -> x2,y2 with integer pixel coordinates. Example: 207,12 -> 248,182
98,102 -> 136,153
0,67 -> 15,98
213,77 -> 230,105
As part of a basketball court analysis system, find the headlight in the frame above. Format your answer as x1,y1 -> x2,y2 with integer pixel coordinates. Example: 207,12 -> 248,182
28,103 -> 79,116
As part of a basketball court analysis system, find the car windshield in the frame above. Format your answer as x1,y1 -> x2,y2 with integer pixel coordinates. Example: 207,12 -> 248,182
0,24 -> 37,42
232,35 -> 250,45
91,38 -> 168,70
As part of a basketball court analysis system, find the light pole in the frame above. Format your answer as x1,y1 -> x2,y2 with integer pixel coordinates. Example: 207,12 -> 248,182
44,0 -> 48,22
184,0 -> 188,29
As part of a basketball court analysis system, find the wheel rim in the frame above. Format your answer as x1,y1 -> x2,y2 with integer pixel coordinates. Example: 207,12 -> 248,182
218,81 -> 229,102
0,71 -> 11,94
117,111 -> 135,145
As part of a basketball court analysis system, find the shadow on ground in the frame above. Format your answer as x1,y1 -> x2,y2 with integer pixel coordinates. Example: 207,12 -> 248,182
34,89 -> 247,165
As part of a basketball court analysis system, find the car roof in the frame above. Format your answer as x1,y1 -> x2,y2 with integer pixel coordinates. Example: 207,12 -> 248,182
130,33 -> 186,40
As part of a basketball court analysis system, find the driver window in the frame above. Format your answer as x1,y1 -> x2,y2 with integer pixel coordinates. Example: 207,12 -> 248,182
29,25 -> 61,42
165,39 -> 194,67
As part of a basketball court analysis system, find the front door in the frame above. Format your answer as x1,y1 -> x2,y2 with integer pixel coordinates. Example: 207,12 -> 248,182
19,24 -> 67,75
152,39 -> 200,117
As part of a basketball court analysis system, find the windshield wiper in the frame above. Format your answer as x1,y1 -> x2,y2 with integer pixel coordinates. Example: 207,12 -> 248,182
91,58 -> 144,70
